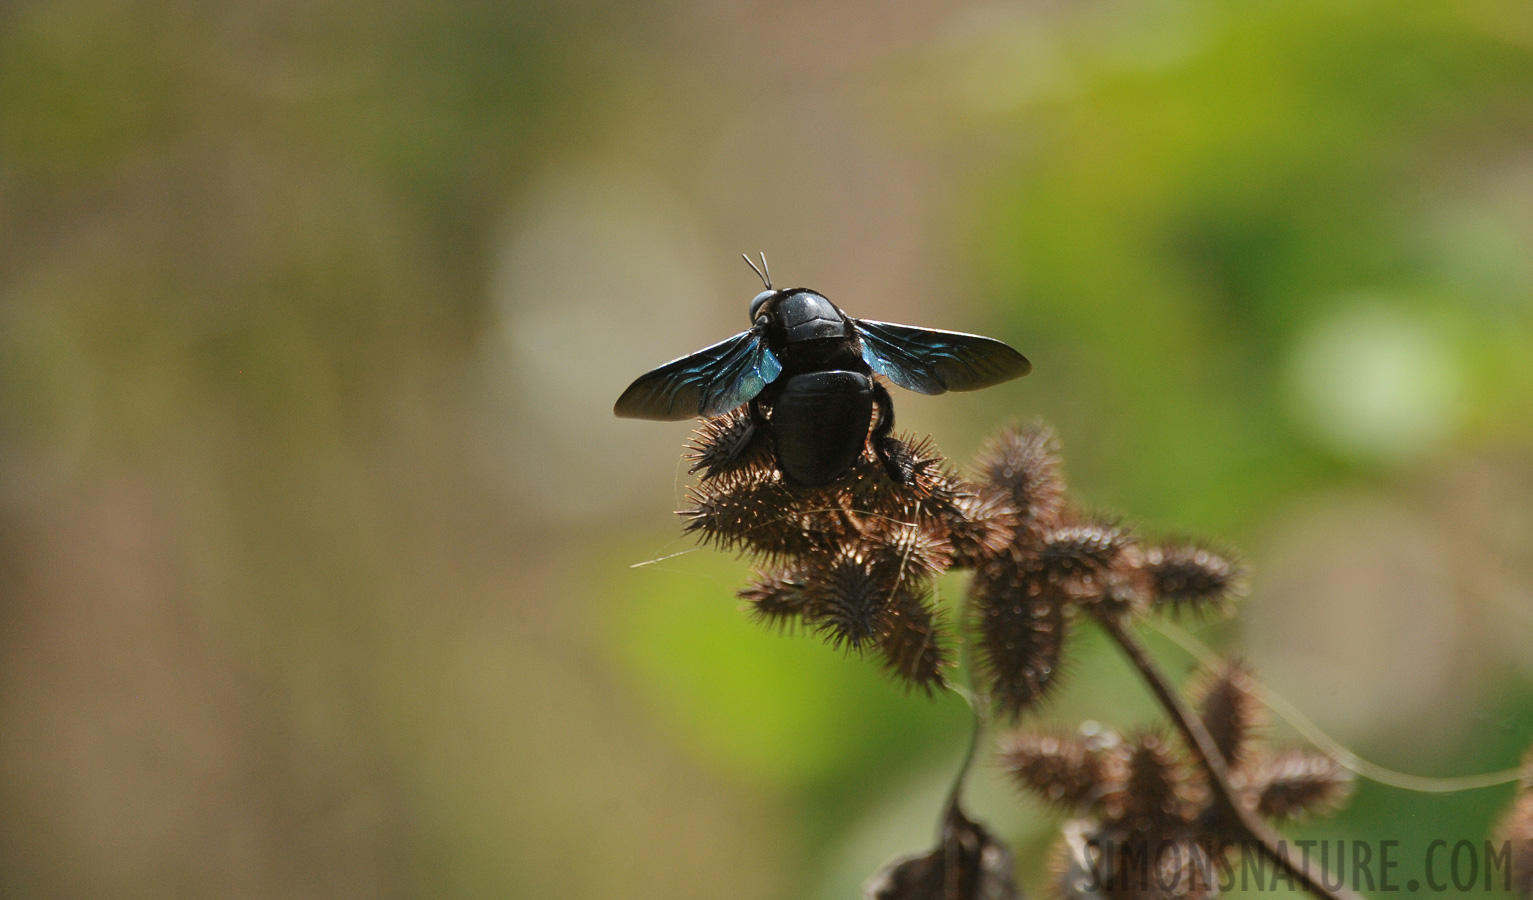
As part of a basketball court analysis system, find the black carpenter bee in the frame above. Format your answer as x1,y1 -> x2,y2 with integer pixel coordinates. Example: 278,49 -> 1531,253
614,254 -> 1030,486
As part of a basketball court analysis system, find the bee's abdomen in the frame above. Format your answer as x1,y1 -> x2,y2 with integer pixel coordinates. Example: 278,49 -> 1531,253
770,370 -> 874,486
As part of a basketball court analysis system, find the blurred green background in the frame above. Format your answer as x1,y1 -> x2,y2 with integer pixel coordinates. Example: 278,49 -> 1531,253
2,0 -> 1532,897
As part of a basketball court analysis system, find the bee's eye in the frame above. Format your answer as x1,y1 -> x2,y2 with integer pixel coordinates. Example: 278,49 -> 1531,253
749,290 -> 775,323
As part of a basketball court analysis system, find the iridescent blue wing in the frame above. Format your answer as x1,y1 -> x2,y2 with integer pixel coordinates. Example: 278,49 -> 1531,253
614,329 -> 782,420
855,319 -> 1030,395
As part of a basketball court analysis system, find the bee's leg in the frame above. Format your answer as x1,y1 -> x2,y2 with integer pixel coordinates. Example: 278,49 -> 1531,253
729,401 -> 769,466
747,398 -> 788,477
696,402 -> 768,479
870,383 -> 907,483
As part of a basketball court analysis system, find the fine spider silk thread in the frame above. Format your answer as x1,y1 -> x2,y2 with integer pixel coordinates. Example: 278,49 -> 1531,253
1150,619 -> 1523,793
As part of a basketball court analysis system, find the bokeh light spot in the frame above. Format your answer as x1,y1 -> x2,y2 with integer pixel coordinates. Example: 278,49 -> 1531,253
1288,301 -> 1465,464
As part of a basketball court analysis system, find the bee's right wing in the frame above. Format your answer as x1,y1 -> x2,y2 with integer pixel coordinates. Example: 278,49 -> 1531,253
614,329 -> 782,421
854,319 -> 1030,395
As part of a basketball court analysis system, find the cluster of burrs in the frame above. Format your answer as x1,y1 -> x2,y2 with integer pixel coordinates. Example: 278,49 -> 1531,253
683,412 -> 1242,712
679,415 -> 1533,900
683,409 -> 998,690
1003,660 -> 1354,899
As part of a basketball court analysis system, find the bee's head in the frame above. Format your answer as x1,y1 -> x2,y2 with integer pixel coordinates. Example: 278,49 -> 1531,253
749,289 -> 782,325
740,254 -> 844,340
754,289 -> 846,342
743,252 -> 778,326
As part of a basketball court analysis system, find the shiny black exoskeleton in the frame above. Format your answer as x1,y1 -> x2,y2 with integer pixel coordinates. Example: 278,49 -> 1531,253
614,258 -> 1031,486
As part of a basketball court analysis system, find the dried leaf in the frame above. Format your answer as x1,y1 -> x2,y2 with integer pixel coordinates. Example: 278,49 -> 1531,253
865,801 -> 1021,900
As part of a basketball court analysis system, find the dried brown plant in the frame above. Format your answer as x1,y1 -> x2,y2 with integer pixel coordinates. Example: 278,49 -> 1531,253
1002,661 -> 1353,899
670,411 -> 1524,900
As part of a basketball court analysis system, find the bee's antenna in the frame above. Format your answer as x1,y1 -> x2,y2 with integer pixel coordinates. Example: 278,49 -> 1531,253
760,253 -> 771,289
742,252 -> 772,290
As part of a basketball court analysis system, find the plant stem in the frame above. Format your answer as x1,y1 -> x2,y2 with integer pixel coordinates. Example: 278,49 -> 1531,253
1100,615 -> 1365,900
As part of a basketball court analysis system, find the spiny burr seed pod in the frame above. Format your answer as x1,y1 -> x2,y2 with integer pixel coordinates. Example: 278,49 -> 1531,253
1102,731 -> 1205,835
1037,521 -> 1132,582
842,434 -> 957,521
739,545 -> 948,691
942,488 -> 1018,569
1071,561 -> 1154,621
738,566 -> 814,631
859,518 -> 954,582
859,434 -> 974,526
901,443 -> 973,524
837,455 -> 916,522
810,546 -> 898,652
681,468 -> 815,558
1036,520 -> 1152,620
875,583 -> 949,692
686,409 -> 772,480
1144,542 -> 1245,615
1249,749 -> 1354,823
998,727 -> 1126,812
1189,659 -> 1266,771
971,561 -> 1071,717
973,425 -> 1065,541
683,469 -> 867,561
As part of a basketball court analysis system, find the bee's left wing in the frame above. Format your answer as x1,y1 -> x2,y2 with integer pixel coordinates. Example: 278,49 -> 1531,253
614,329 -> 782,420
854,319 -> 1030,395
